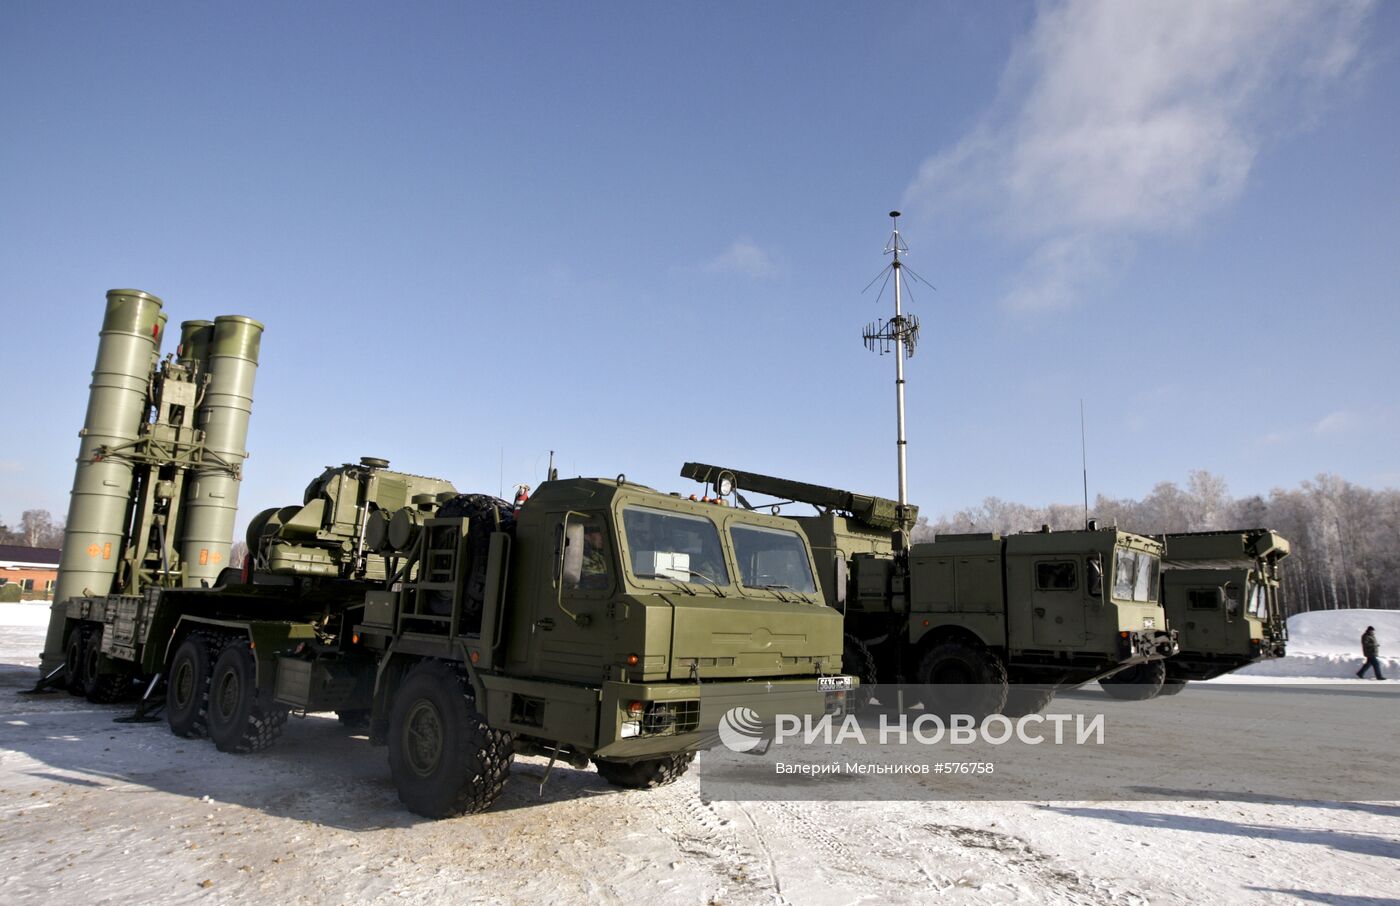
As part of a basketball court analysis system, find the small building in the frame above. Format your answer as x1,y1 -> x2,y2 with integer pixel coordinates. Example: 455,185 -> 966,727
0,544 -> 61,600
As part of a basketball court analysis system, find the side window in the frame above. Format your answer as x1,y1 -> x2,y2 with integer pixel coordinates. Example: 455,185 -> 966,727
1035,560 -> 1078,591
577,516 -> 610,591
1188,588 -> 1219,610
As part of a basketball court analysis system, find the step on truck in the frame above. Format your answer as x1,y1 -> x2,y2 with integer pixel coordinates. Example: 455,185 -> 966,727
1117,528 -> 1289,698
681,463 -> 1179,718
39,294 -> 853,818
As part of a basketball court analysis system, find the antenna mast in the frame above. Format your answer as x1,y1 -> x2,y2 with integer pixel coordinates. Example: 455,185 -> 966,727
1080,399 -> 1090,528
862,211 -> 921,543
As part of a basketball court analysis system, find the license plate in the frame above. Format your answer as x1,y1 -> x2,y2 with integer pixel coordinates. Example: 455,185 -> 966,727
818,675 -> 855,691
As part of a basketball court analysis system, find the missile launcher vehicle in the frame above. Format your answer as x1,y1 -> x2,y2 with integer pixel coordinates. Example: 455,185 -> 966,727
681,462 -> 1179,718
39,295 -> 853,817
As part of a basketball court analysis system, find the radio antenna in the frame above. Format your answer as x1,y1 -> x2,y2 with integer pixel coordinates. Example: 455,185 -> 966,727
1080,399 -> 1090,529
862,211 -> 922,543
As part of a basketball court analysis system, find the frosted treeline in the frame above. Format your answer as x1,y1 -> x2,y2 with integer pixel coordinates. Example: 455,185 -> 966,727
915,472 -> 1400,613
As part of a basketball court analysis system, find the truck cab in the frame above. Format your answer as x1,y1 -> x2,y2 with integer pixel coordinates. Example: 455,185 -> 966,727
1158,529 -> 1290,684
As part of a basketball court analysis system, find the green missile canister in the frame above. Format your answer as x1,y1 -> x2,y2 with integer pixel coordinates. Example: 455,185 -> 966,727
179,315 -> 263,585
177,319 -> 214,372
42,290 -> 165,672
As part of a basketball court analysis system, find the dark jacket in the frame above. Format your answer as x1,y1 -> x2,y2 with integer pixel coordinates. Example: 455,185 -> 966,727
1362,629 -> 1379,658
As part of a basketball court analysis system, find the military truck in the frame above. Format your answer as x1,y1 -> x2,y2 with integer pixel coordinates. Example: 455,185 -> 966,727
681,463 -> 1178,717
41,293 -> 852,817
1104,529 -> 1289,699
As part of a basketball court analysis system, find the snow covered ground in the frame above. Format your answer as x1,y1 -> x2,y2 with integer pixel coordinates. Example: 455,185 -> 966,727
2,601 -> 1397,905
1232,609 -> 1400,680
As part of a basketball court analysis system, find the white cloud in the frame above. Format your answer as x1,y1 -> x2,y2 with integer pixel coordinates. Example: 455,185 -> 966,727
1312,410 -> 1361,435
704,240 -> 780,279
906,0 -> 1374,311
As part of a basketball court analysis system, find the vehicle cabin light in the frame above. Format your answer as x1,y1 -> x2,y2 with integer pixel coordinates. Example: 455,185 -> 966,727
626,654 -> 640,666
627,700 -> 644,717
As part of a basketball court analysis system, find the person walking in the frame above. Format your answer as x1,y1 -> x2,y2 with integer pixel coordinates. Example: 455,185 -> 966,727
1356,626 -> 1385,680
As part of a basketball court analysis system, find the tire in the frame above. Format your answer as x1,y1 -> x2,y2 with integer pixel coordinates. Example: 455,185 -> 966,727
81,626 -> 132,704
207,643 -> 289,753
1098,660 -> 1168,701
430,494 -> 515,617
388,660 -> 514,818
842,634 -> 879,710
1001,684 -> 1056,718
166,633 -> 220,738
1157,679 -> 1187,697
64,626 -> 91,697
913,640 -> 1009,719
594,753 -> 695,789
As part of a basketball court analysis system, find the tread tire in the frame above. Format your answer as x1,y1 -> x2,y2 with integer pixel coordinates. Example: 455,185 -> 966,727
166,632 -> 222,738
593,753 -> 695,789
65,627 -> 92,697
388,660 -> 514,818
1098,660 -> 1168,701
207,642 -> 289,753
914,640 -> 1009,719
431,494 -> 515,617
1001,684 -> 1057,718
83,626 -> 132,704
1157,679 -> 1187,697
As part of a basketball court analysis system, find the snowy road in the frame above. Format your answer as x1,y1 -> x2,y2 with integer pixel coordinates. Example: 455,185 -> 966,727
2,606 -> 1397,905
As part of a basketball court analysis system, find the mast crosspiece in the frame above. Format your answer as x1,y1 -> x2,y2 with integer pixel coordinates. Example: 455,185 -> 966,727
860,210 -> 923,543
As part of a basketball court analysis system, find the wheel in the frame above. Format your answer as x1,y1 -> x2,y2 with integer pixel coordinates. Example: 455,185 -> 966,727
79,626 -> 132,704
1157,679 -> 1187,697
207,643 -> 289,753
913,640 -> 1008,719
388,660 -> 513,818
1098,660 -> 1168,701
166,633 -> 220,738
594,753 -> 695,789
64,626 -> 91,697
842,634 -> 879,709
1001,684 -> 1056,718
430,494 -> 515,618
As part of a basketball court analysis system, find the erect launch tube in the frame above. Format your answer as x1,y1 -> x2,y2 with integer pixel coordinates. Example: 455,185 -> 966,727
179,315 -> 263,587
41,290 -> 165,673
177,319 -> 214,371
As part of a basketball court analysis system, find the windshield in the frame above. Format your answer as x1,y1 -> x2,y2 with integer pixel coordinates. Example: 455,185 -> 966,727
730,524 -> 817,594
622,506 -> 729,585
1247,580 -> 1268,618
1113,548 -> 1136,599
1113,547 -> 1160,603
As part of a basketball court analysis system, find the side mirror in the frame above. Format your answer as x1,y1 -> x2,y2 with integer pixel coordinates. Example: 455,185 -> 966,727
833,556 -> 848,610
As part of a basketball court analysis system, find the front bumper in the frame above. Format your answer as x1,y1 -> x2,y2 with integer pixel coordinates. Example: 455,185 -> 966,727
1116,629 -> 1179,663
594,675 -> 854,760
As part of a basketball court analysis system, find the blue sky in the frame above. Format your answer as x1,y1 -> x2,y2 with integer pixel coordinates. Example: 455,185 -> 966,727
2,1 -> 1397,539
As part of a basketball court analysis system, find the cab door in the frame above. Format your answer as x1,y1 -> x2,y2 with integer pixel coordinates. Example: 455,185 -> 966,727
1029,557 -> 1088,647
527,510 -> 612,682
